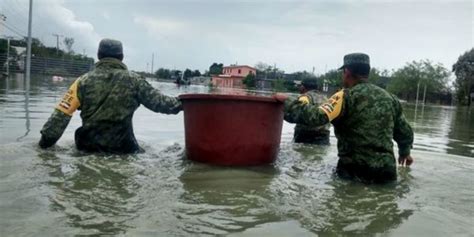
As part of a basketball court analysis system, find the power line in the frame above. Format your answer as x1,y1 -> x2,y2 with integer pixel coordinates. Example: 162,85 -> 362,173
0,3 -> 29,34
1,3 -> 29,24
0,22 -> 26,37
3,20 -> 27,35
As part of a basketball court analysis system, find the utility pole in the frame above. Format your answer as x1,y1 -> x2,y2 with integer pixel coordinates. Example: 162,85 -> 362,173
52,33 -> 63,55
5,36 -> 13,76
25,0 -> 33,91
0,14 -> 6,35
151,53 -> 154,74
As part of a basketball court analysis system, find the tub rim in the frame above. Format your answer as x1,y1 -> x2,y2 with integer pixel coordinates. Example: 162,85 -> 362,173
179,93 -> 282,103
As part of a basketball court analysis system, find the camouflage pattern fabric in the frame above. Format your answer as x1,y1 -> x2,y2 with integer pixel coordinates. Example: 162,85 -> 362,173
294,90 -> 330,145
39,57 -> 182,153
339,53 -> 370,69
284,81 -> 413,183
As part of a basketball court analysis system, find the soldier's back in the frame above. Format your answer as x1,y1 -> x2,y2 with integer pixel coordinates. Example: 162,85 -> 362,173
75,58 -> 142,153
294,90 -> 331,145
333,82 -> 401,182
334,82 -> 399,161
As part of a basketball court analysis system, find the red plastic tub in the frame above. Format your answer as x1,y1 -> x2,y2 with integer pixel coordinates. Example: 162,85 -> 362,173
179,94 -> 284,166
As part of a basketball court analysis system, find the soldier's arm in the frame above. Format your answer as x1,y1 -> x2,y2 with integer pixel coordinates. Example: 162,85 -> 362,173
39,80 -> 81,148
136,79 -> 182,114
392,96 -> 414,157
284,90 -> 345,127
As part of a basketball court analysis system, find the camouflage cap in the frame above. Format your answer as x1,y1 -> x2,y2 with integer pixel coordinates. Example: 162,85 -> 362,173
339,53 -> 370,69
97,38 -> 123,58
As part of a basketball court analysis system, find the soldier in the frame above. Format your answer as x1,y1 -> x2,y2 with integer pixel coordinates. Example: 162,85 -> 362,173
280,53 -> 414,183
293,79 -> 330,145
39,38 -> 182,153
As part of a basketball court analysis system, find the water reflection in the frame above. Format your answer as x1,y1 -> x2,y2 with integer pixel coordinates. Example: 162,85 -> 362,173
38,150 -> 142,236
16,88 -> 30,141
310,179 -> 413,236
404,104 -> 473,157
178,164 -> 279,235
267,143 -> 414,236
448,107 -> 474,157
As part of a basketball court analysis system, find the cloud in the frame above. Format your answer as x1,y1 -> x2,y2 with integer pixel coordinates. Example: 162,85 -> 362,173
35,0 -> 102,55
133,15 -> 186,38
3,0 -> 101,56
102,11 -> 111,21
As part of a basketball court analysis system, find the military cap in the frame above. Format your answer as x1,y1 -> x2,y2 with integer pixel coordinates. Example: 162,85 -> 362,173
98,38 -> 123,58
301,78 -> 318,90
339,53 -> 370,69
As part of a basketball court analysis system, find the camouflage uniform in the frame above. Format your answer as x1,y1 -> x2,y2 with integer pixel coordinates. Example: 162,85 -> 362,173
294,90 -> 330,145
284,53 -> 413,183
39,39 -> 182,153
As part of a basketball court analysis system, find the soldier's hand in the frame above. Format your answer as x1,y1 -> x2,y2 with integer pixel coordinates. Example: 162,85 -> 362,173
273,93 -> 288,103
398,155 -> 413,167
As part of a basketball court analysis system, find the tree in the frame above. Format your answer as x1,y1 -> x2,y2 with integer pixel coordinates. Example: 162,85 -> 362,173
192,69 -> 201,77
255,62 -> 272,79
272,78 -> 297,92
243,72 -> 256,89
63,37 -> 74,53
155,68 -> 171,79
319,69 -> 342,89
387,60 -> 450,103
453,48 -> 474,106
209,63 -> 223,75
368,68 -> 391,89
183,68 -> 193,79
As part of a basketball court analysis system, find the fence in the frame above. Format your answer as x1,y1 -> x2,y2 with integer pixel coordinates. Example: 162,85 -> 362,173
0,53 -> 94,77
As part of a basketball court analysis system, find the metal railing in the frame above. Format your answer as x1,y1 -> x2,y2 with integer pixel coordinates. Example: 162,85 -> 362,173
0,53 -> 94,77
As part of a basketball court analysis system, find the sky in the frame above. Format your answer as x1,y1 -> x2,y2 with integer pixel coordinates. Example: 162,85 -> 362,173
0,0 -> 472,74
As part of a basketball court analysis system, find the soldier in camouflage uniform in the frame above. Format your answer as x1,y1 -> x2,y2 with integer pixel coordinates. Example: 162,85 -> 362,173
293,79 -> 330,145
282,53 -> 414,183
39,38 -> 182,153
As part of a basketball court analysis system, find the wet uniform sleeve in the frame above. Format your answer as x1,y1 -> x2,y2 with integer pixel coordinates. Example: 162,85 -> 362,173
392,96 -> 414,157
136,79 -> 182,114
39,80 -> 81,148
284,90 -> 345,127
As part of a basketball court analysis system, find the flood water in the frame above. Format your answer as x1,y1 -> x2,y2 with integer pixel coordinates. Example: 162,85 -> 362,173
1,75 -> 473,236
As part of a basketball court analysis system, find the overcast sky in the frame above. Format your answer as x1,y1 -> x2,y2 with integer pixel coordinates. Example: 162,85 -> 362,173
1,0 -> 472,74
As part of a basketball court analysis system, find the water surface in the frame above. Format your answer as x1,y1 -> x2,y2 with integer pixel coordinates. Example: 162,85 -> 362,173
0,75 -> 473,236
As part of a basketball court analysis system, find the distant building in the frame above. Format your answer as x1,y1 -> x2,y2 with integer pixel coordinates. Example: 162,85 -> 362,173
212,65 -> 256,88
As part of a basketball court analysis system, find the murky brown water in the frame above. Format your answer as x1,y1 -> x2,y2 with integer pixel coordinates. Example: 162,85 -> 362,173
0,75 -> 473,236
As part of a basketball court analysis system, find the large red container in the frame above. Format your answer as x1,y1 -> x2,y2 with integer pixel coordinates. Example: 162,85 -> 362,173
179,94 -> 284,166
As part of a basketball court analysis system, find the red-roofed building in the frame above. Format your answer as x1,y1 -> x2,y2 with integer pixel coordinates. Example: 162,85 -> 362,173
212,65 -> 256,88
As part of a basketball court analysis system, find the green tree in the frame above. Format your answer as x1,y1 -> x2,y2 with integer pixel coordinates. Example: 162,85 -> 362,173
63,37 -> 74,53
452,48 -> 474,106
255,62 -> 285,80
243,72 -> 256,89
271,78 -> 297,92
192,69 -> 201,77
209,63 -> 223,75
272,79 -> 285,92
183,68 -> 193,79
155,68 -> 171,79
368,68 -> 391,89
319,69 -> 342,89
387,60 -> 450,102
0,38 -> 18,72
